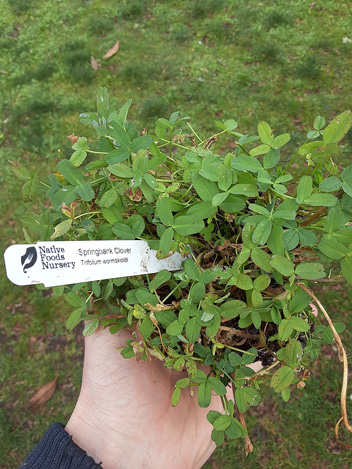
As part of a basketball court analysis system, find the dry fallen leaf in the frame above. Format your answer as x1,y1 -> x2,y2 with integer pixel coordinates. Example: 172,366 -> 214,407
27,377 -> 57,410
66,133 -> 79,144
90,56 -> 101,70
104,40 -> 120,59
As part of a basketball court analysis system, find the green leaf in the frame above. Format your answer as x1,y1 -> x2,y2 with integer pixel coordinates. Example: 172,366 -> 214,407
295,262 -> 325,280
58,159 -> 83,186
212,192 -> 229,206
139,315 -> 154,340
211,429 -> 225,445
112,223 -> 134,240
99,188 -> 118,208
172,216 -> 204,236
225,419 -> 246,439
83,318 -> 100,336
219,195 -> 246,213
22,178 -> 38,202
248,204 -> 269,216
323,111 -> 352,144
228,352 -> 242,367
254,274 -> 270,291
8,160 -> 31,180
97,87 -> 109,117
235,273 -> 253,290
213,414 -> 232,431
282,229 -> 299,251
187,201 -> 218,219
318,235 -> 347,259
290,316 -> 309,332
186,316 -> 202,342
159,227 -> 174,256
263,149 -> 280,169
304,193 -> 337,207
250,144 -> 271,156
298,229 -> 317,247
272,133 -> 290,149
252,219 -> 272,245
66,306 -> 85,331
152,270 -> 171,290
324,207 -> 343,234
258,121 -> 274,145
208,376 -> 227,396
156,198 -> 174,226
224,119 -> 238,130
319,177 -> 342,192
184,258 -> 200,281
276,341 -> 303,368
198,381 -> 212,408
341,257 -> 352,284
101,204 -> 123,225
220,300 -> 246,319
65,292 -> 85,308
270,366 -> 294,392
70,149 -> 87,167
251,308 -> 262,326
190,282 -> 205,303
270,255 -> 294,277
192,174 -> 218,201
131,135 -> 153,154
176,378 -> 191,389
289,291 -> 312,313
171,387 -> 181,406
107,163 -> 134,178
235,387 -> 261,413
278,319 -> 294,341
76,182 -> 95,202
166,320 -> 183,336
231,155 -> 263,173
251,248 -> 272,272
314,116 -> 325,131
51,219 -> 72,239
296,175 -> 312,203
267,223 -> 284,255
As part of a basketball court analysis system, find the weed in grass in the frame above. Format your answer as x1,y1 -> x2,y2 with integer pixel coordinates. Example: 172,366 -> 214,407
7,0 -> 35,13
264,10 -> 291,30
87,13 -> 117,36
140,97 -> 168,122
63,40 -> 94,84
188,0 -> 226,19
252,41 -> 285,64
296,55 -> 321,80
167,26 -> 192,43
117,0 -> 149,20
120,62 -> 156,85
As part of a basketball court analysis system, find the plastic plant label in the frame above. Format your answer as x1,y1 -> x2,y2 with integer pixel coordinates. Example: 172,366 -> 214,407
4,240 -> 186,287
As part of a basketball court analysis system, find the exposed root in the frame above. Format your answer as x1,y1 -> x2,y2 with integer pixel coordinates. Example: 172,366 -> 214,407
298,283 -> 352,446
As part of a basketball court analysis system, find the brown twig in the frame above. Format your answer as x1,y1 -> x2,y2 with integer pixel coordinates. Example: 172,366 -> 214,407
298,283 -> 352,445
236,407 -> 254,456
231,375 -> 254,456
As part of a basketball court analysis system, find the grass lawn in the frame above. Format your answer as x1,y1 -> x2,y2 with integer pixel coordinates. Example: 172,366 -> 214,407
1,0 -> 352,467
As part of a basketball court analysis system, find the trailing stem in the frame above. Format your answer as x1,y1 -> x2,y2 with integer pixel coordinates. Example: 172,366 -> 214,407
298,283 -> 352,445
231,376 -> 254,456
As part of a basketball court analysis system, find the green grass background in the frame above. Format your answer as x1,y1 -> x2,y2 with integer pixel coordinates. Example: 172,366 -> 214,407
1,0 -> 352,467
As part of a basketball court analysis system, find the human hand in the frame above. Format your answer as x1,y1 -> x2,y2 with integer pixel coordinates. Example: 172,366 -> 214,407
65,327 -> 226,469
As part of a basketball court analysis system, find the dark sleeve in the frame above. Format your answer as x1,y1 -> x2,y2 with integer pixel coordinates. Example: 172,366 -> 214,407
20,423 -> 102,469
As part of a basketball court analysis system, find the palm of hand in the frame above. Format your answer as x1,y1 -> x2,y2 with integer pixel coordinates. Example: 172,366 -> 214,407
66,327 -> 223,469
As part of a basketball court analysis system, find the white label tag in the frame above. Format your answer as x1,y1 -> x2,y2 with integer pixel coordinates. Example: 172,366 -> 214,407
4,240 -> 186,287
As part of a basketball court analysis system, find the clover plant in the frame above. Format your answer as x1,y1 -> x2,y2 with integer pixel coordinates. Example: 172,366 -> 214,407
10,88 -> 352,450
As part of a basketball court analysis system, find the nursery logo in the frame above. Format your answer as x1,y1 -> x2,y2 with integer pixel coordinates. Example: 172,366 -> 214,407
21,247 -> 38,273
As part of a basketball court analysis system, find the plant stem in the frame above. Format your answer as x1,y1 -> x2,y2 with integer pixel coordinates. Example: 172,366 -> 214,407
298,283 -> 352,443
86,150 -> 108,155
